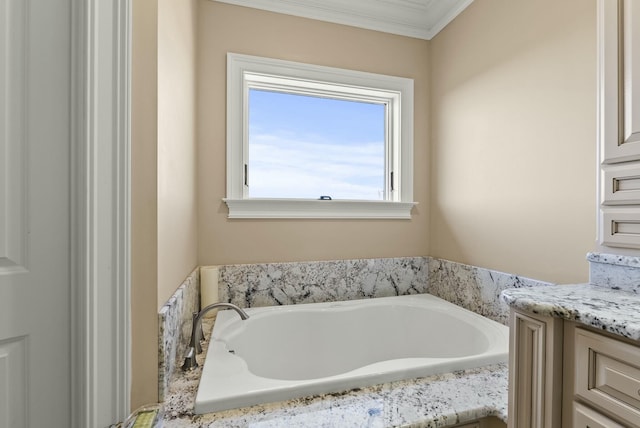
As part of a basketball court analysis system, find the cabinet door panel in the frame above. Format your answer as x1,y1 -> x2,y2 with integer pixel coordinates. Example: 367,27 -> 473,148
601,0 -> 640,163
573,402 -> 625,428
575,328 -> 640,426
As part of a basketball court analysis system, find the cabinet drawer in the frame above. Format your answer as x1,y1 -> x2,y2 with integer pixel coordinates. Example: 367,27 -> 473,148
601,208 -> 640,249
573,402 -> 625,428
602,163 -> 640,205
575,328 -> 640,426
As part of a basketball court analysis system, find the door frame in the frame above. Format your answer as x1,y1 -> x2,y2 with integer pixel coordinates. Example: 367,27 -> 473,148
71,0 -> 132,425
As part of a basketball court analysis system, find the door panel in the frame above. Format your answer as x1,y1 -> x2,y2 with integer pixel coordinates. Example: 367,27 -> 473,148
0,0 -> 72,426
0,337 -> 27,427
0,0 -> 27,274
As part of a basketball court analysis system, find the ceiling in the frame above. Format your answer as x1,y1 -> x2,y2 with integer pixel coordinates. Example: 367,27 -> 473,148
213,0 -> 474,40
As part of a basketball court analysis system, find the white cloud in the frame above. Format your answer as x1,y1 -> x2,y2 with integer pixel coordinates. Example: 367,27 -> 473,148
248,133 -> 385,200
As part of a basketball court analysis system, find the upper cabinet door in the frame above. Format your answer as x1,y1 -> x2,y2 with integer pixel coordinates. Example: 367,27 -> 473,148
600,0 -> 640,164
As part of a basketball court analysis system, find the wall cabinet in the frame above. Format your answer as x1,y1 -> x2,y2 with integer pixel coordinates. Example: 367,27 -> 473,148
599,0 -> 640,164
508,309 -> 640,428
598,0 -> 640,248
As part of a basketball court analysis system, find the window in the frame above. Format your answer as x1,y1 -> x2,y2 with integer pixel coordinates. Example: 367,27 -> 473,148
248,89 -> 386,200
225,53 -> 416,219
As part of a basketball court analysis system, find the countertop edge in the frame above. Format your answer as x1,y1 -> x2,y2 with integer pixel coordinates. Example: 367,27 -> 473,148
500,284 -> 640,341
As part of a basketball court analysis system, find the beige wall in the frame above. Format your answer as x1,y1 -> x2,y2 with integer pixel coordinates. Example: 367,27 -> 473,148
197,1 -> 431,266
132,0 -> 159,409
157,0 -> 198,308
132,0 -> 199,409
429,0 -> 597,283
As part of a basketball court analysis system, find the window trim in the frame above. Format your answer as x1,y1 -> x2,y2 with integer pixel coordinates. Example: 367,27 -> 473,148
224,53 -> 416,219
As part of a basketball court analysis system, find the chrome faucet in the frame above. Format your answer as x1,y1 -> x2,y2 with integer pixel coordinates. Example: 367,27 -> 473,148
181,302 -> 249,371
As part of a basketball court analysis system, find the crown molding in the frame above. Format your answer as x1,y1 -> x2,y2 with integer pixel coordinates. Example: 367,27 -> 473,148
213,0 -> 473,40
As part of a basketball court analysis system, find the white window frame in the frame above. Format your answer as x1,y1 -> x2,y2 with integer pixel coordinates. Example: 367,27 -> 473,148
224,53 -> 416,219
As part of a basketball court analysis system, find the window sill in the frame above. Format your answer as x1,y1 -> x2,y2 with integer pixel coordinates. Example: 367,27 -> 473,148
223,198 -> 417,219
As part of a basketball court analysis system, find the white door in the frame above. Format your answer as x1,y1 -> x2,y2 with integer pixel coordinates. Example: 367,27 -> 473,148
0,0 -> 72,426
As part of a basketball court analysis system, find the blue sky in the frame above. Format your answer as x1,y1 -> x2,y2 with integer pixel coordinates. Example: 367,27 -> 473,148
248,89 -> 386,200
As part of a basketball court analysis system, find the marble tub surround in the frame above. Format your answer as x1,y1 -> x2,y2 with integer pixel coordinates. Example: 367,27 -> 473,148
588,252 -> 640,292
158,257 -> 545,397
500,283 -> 640,341
162,316 -> 508,427
158,268 -> 200,401
428,258 -> 553,325
218,257 -> 429,308
155,257 -> 522,426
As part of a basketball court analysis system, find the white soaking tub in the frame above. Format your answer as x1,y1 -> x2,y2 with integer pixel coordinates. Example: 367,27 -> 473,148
194,294 -> 508,414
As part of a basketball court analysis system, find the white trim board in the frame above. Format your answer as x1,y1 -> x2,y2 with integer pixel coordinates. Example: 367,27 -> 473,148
224,199 -> 417,219
212,0 -> 474,40
71,0 -> 131,425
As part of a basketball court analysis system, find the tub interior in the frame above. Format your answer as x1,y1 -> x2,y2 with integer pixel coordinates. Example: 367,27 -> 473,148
195,294 -> 509,414
224,304 -> 490,380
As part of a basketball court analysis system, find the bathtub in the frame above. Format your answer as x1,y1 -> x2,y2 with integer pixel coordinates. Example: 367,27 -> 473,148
194,294 -> 508,414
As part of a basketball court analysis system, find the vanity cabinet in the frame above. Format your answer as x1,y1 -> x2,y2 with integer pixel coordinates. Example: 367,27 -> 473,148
454,417 -> 505,428
598,0 -> 640,248
507,310 -> 563,428
572,326 -> 640,427
573,402 -> 625,428
508,308 -> 640,428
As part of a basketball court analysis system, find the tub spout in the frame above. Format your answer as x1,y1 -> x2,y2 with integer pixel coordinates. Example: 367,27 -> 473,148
182,302 -> 249,371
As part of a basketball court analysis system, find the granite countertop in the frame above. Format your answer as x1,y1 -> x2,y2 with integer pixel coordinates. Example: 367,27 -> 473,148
500,283 -> 640,341
162,319 -> 508,428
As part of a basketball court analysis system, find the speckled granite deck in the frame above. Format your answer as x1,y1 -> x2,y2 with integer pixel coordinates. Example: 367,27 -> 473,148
162,320 -> 508,428
500,283 -> 640,340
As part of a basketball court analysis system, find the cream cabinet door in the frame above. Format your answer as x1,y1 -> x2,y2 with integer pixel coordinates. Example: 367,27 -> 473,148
600,0 -> 640,164
599,0 -> 640,249
574,328 -> 640,427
